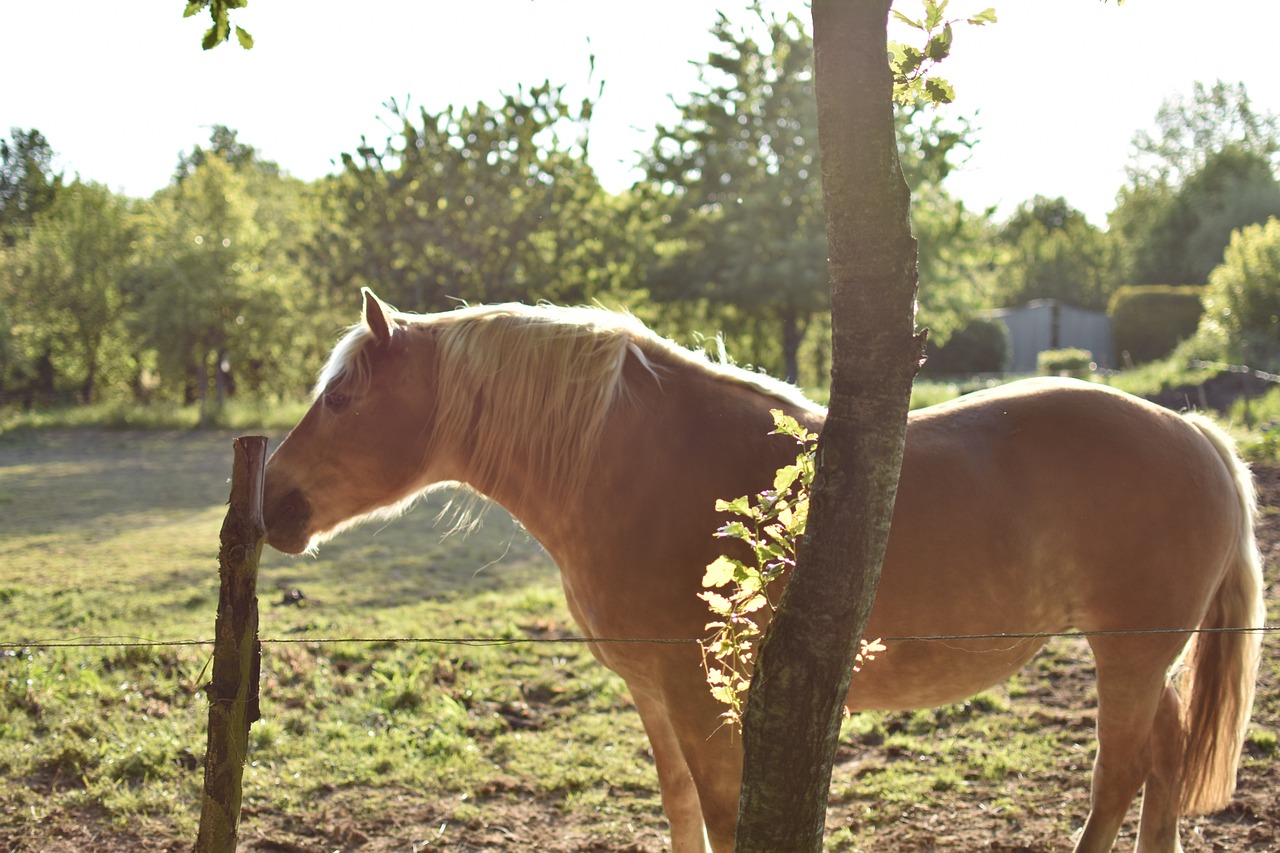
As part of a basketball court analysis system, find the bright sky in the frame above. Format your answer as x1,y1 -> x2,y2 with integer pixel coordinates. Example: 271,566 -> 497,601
4,0 -> 1278,226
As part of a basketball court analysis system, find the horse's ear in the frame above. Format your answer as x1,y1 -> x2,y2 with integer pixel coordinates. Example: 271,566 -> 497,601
362,288 -> 395,345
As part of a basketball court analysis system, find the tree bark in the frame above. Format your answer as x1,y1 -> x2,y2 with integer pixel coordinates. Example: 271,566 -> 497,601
196,435 -> 267,853
734,2 -> 922,850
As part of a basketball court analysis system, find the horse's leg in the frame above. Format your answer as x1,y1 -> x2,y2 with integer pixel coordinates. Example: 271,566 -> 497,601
1135,681 -> 1185,853
667,715 -> 742,853
632,690 -> 711,853
1074,642 -> 1171,853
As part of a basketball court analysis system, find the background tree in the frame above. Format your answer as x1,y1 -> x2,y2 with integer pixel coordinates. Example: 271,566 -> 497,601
131,143 -> 317,416
905,110 -> 997,340
1196,216 -> 1280,366
317,85 -> 613,313
643,8 -> 826,384
993,195 -> 1122,310
0,128 -> 62,248
133,156 -> 257,415
0,180 -> 135,403
1120,146 -> 1280,286
174,124 -> 278,183
643,11 -> 987,384
1128,80 -> 1279,188
1112,81 -> 1280,286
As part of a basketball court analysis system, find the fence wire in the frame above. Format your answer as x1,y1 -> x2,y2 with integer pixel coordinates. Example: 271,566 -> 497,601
2,623 -> 1278,653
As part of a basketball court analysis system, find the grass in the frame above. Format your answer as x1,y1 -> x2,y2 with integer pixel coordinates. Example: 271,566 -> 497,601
0,428 -> 661,847
1102,357 -> 1220,399
0,398 -> 313,435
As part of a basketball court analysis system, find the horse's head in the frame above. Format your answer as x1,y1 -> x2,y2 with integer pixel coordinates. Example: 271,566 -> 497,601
263,289 -> 452,554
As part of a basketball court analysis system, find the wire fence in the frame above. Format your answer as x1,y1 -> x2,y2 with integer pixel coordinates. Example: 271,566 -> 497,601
3,623 -> 1278,653
1189,360 -> 1280,384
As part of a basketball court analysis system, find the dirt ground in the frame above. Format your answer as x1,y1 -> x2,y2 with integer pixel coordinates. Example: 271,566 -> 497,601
10,468 -> 1280,853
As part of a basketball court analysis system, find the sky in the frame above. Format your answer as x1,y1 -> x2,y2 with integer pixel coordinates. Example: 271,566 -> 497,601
4,0 -> 1279,227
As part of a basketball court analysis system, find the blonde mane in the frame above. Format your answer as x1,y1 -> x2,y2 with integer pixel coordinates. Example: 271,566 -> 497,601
315,302 -> 821,501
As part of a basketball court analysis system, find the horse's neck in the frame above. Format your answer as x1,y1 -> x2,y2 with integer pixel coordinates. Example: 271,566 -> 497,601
486,367 -> 821,575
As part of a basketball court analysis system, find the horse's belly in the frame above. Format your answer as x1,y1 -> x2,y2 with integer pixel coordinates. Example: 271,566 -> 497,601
843,630 -> 1050,712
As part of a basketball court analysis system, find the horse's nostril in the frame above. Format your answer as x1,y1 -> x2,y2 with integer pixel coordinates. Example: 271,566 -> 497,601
264,488 -> 312,553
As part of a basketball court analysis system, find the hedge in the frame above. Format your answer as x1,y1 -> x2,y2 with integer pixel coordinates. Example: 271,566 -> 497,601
1108,285 -> 1204,366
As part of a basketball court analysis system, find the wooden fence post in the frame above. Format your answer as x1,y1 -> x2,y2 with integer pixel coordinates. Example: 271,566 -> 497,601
196,435 -> 268,853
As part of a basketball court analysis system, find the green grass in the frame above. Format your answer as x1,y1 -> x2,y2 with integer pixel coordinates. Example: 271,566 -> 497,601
1101,357 -> 1220,399
0,429 -> 661,846
0,398 -> 313,435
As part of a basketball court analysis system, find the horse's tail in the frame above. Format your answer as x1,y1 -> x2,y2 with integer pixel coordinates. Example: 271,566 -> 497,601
1177,413 -> 1265,816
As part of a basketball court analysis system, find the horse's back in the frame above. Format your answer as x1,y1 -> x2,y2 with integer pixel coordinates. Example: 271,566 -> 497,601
851,377 -> 1247,710
900,376 -> 1244,607
903,377 -> 1236,504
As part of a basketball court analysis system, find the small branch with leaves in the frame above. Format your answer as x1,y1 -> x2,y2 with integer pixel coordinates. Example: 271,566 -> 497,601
184,0 -> 254,50
889,0 -> 996,106
700,411 -> 885,731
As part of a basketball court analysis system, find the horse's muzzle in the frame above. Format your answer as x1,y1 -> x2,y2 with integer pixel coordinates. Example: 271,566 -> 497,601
263,487 -> 313,554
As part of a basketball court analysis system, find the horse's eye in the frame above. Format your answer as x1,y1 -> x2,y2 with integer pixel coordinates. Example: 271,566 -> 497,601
323,391 -> 352,413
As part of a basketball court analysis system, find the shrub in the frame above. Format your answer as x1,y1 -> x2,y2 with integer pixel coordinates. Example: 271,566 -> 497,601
920,317 -> 1009,376
1108,285 -> 1204,365
1037,348 -> 1093,377
1199,216 -> 1280,366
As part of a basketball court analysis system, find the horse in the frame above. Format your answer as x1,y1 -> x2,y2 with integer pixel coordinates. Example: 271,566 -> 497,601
262,289 -> 1264,853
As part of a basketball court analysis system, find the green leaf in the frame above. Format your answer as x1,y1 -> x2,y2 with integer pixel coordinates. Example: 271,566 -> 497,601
925,24 -> 953,62
183,1 -> 204,19
770,411 -> 816,444
789,497 -> 809,534
702,555 -> 738,589
967,8 -> 998,25
924,0 -> 949,30
717,520 -> 753,543
924,77 -> 956,105
891,10 -> 923,29
235,26 -> 254,49
715,495 -> 752,516
201,25 -> 220,50
773,463 -> 800,494
774,505 -> 793,530
699,590 -> 733,616
899,46 -> 925,76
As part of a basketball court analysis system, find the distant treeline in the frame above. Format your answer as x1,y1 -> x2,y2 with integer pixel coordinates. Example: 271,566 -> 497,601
3,12 -> 1279,414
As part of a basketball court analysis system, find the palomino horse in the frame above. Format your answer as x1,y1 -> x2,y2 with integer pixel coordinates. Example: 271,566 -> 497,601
263,290 -> 1264,853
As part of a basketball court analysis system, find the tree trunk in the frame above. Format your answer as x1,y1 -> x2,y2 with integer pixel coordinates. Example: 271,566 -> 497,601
215,347 -> 230,408
780,301 -> 802,385
196,354 -> 210,428
80,351 -> 98,404
734,2 -> 923,850
80,335 -> 100,402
